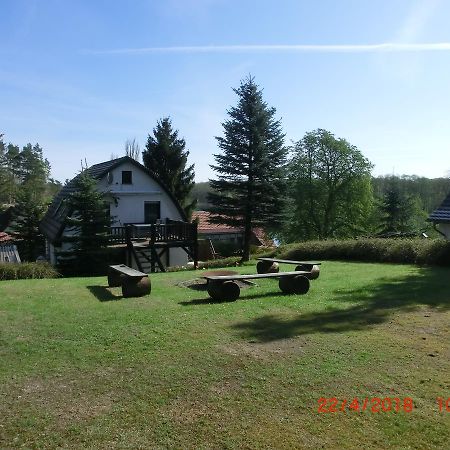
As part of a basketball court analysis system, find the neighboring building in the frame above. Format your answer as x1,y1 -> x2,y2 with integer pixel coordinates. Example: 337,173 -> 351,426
428,192 -> 450,239
192,210 -> 274,258
0,232 -> 20,263
40,156 -> 192,269
0,231 -> 12,243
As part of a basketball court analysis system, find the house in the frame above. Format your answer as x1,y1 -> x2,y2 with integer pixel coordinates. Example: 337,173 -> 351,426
192,210 -> 274,258
40,156 -> 197,271
0,232 -> 20,264
428,191 -> 450,239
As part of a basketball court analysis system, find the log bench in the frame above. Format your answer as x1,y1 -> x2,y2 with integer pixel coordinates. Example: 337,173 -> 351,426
256,258 -> 321,279
203,270 -> 312,302
107,264 -> 151,298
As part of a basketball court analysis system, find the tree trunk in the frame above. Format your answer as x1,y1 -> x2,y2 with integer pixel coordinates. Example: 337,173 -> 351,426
241,219 -> 252,262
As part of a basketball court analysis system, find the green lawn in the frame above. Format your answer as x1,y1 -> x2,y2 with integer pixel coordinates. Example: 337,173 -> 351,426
0,261 -> 449,449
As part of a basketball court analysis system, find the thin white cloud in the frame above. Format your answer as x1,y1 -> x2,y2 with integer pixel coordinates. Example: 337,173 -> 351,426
81,42 -> 450,55
395,0 -> 442,42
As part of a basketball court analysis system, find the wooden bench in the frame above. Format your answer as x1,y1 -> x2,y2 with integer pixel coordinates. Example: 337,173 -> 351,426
257,258 -> 321,279
203,271 -> 312,302
107,264 -> 151,297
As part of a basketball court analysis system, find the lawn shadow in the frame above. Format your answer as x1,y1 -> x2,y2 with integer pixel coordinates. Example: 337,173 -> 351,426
87,285 -> 123,302
231,266 -> 450,342
179,291 -> 285,306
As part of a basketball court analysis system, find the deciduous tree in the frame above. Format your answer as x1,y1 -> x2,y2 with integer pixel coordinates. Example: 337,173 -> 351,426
284,129 -> 374,241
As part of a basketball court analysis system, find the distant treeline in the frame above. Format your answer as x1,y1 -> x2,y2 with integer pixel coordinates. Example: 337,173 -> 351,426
192,176 -> 450,215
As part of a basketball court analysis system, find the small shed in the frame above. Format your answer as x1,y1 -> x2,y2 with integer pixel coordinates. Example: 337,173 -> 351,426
428,192 -> 450,239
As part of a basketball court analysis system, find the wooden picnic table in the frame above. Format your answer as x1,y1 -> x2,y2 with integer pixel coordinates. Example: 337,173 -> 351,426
256,257 -> 321,278
203,270 -> 312,302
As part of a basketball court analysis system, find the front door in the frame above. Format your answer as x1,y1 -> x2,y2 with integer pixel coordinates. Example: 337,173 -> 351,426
144,201 -> 161,224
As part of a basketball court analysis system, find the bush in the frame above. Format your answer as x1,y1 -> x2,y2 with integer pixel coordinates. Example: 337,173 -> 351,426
0,262 -> 59,280
273,238 -> 450,266
58,247 -> 126,277
166,256 -> 242,272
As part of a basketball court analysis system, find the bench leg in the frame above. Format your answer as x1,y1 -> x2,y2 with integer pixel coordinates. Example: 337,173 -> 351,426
295,264 -> 320,280
107,270 -> 123,287
257,261 -> 279,274
279,275 -> 310,295
122,276 -> 151,298
207,280 -> 240,302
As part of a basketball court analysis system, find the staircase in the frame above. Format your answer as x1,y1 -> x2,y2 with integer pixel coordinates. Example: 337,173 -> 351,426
134,247 -> 153,273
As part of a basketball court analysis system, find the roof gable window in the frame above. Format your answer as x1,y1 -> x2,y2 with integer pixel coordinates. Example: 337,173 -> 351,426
121,170 -> 132,184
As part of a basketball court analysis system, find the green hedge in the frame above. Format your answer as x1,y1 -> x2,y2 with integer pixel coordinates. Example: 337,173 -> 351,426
167,256 -> 242,272
0,262 -> 60,280
272,238 -> 450,266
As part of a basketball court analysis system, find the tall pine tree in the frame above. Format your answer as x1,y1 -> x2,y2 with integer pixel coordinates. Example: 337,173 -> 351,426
208,76 -> 287,261
58,171 -> 112,275
142,118 -> 196,217
10,187 -> 47,261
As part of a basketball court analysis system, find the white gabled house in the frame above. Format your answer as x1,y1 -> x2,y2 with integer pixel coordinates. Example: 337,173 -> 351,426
40,156 -> 197,272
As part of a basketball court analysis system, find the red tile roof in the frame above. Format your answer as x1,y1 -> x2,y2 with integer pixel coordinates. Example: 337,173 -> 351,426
192,211 -> 242,233
192,211 -> 275,247
0,232 -> 12,243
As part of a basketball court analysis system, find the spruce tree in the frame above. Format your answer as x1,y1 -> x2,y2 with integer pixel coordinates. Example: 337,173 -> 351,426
142,118 -> 196,217
10,187 -> 47,261
208,76 -> 287,261
58,171 -> 112,275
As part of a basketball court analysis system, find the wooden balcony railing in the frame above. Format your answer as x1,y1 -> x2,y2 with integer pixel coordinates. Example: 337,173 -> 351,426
108,221 -> 197,245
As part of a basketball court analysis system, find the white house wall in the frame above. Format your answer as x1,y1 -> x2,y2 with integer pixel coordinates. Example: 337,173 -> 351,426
97,162 -> 184,225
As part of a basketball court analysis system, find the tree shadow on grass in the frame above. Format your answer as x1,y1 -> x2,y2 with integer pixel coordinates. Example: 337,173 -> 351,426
231,266 -> 450,342
87,285 -> 123,302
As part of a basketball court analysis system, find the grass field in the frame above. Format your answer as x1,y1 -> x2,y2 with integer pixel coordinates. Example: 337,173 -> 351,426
0,261 -> 449,449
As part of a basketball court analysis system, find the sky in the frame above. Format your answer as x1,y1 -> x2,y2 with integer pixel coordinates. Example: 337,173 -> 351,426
1,0 -> 450,182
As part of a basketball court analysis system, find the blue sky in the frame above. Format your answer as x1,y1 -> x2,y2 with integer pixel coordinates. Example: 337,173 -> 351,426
1,0 -> 450,182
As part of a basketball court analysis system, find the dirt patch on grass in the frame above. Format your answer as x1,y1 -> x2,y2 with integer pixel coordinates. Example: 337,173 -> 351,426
164,397 -> 219,425
219,337 -> 307,361
210,377 -> 243,396
18,376 -> 114,425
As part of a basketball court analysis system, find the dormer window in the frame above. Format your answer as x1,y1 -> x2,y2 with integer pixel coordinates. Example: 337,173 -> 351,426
122,171 -> 132,184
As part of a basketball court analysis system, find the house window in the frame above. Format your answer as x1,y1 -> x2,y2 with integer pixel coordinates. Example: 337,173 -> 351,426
144,201 -> 161,224
122,171 -> 132,184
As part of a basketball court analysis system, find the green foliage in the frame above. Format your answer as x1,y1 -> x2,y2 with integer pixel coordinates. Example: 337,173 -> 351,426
209,76 -> 288,261
0,262 -> 59,280
166,256 -> 242,271
284,129 -> 374,241
142,117 -> 196,217
372,174 -> 450,213
378,176 -> 428,234
189,181 -> 212,211
10,187 -> 47,261
0,141 -> 51,205
276,238 -> 450,266
58,171 -> 112,275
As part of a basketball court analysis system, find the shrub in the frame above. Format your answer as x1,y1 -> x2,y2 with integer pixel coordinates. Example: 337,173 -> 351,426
166,256 -> 242,272
273,238 -> 450,266
0,262 -> 59,280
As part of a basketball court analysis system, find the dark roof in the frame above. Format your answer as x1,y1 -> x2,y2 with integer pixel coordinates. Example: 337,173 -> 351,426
40,156 -> 187,243
428,192 -> 450,224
